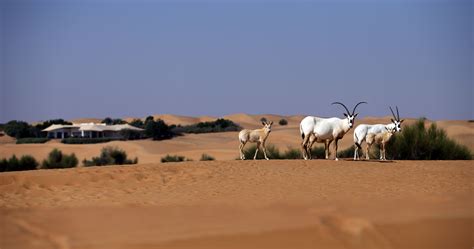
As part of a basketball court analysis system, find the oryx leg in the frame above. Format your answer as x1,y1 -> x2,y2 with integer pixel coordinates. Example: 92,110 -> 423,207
381,143 -> 386,160
262,141 -> 269,160
239,141 -> 246,160
334,139 -> 340,161
365,143 -> 371,160
307,134 -> 316,160
326,140 -> 333,159
301,134 -> 311,160
354,144 -> 359,161
254,142 -> 261,160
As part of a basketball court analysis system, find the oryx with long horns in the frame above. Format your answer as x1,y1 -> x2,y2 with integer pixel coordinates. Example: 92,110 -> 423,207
300,101 -> 367,160
353,106 -> 404,160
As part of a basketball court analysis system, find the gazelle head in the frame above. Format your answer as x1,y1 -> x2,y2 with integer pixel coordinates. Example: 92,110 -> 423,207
332,101 -> 367,128
389,106 -> 404,132
262,121 -> 273,133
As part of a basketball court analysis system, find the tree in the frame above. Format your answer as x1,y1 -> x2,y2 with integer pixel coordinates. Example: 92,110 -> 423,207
129,119 -> 144,128
145,119 -> 175,140
102,117 -> 113,125
4,120 -> 33,138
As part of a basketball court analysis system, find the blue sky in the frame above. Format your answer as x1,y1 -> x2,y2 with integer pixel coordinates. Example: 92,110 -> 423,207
0,0 -> 472,122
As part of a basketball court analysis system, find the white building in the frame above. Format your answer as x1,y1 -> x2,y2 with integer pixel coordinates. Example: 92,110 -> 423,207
42,123 -> 144,139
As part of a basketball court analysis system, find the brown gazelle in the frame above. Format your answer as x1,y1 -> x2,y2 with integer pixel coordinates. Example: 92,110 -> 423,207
239,121 -> 273,160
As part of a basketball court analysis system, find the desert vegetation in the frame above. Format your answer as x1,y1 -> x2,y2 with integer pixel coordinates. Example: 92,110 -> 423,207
385,118 -> 472,160
16,138 -> 50,144
279,119 -> 288,126
161,154 -> 191,163
172,118 -> 241,134
83,146 -> 138,166
41,149 -> 79,169
0,155 -> 39,172
200,154 -> 215,161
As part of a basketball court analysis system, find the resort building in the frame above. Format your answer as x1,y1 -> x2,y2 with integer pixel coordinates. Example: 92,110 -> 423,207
42,123 -> 144,139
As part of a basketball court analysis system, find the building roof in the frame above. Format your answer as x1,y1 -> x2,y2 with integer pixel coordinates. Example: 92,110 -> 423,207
42,123 -> 144,132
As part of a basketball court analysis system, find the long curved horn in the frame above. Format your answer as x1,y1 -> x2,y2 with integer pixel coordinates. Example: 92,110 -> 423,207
389,106 -> 397,121
396,106 -> 400,120
352,101 -> 367,115
332,102 -> 350,115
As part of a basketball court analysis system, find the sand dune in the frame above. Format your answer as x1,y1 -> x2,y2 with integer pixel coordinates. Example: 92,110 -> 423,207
1,160 -> 472,249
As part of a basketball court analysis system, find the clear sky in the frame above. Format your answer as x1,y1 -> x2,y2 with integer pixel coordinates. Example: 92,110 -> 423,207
0,0 -> 472,123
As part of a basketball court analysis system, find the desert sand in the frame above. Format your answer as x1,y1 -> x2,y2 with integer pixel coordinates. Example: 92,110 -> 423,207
1,114 -> 473,249
1,160 -> 472,249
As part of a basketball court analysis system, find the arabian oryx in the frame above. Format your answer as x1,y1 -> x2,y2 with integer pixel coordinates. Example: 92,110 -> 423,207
300,101 -> 367,160
353,106 -> 404,160
239,121 -> 273,160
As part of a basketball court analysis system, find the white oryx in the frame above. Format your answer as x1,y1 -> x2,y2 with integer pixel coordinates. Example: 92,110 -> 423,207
300,101 -> 367,160
353,106 -> 404,160
239,121 -> 273,160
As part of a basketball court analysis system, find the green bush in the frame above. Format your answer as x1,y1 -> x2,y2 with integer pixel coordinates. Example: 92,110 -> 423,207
200,154 -> 215,161
119,129 -> 142,140
386,118 -> 472,160
161,154 -> 189,163
4,120 -> 34,138
173,119 -> 241,134
41,149 -> 78,169
145,119 -> 176,140
83,146 -> 138,166
336,146 -> 355,159
241,144 -> 327,160
61,137 -> 123,144
16,138 -> 50,144
129,119 -> 145,129
102,117 -> 127,125
278,119 -> 288,126
0,155 -> 39,172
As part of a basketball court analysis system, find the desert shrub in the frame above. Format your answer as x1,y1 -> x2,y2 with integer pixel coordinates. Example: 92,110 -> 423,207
0,123 -> 4,131
260,117 -> 267,123
16,138 -> 50,144
161,154 -> 190,163
336,146 -> 355,159
0,155 -> 39,172
145,119 -> 176,140
173,119 -> 241,134
101,117 -> 127,125
129,119 -> 145,129
386,118 -> 472,160
83,146 -> 138,166
4,120 -> 34,138
61,137 -> 123,144
279,119 -> 288,126
240,144 -> 323,160
119,129 -> 142,140
200,154 -> 215,161
41,149 -> 78,169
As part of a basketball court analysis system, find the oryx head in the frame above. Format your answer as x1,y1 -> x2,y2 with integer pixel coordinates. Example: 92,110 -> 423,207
262,121 -> 273,133
385,126 -> 397,134
332,101 -> 367,128
389,106 -> 404,132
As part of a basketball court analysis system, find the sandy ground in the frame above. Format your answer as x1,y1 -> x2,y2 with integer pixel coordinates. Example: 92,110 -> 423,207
1,160 -> 472,249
